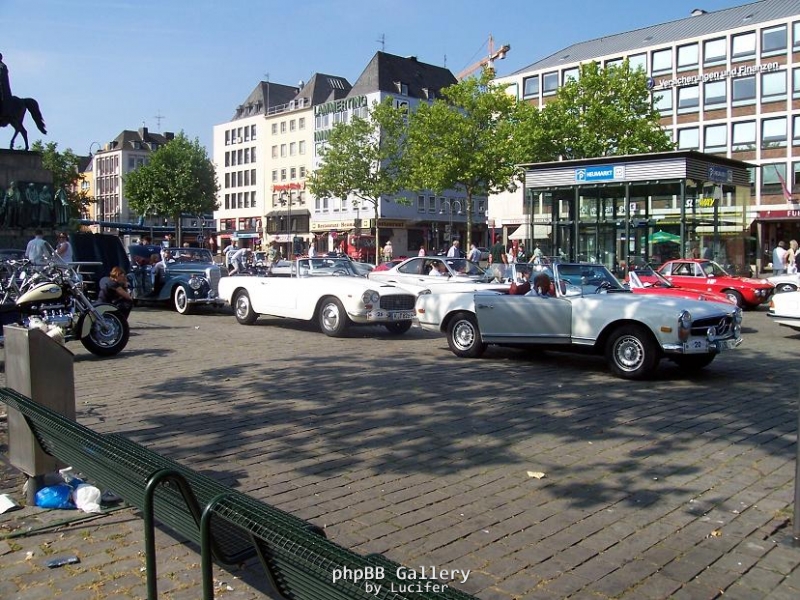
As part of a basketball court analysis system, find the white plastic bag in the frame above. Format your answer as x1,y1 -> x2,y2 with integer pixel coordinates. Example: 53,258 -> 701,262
73,484 -> 102,513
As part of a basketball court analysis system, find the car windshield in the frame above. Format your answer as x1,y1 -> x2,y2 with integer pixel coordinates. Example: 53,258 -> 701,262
294,258 -> 358,278
167,247 -> 213,263
628,267 -> 674,289
701,260 -> 729,277
443,258 -> 485,277
555,264 -> 626,294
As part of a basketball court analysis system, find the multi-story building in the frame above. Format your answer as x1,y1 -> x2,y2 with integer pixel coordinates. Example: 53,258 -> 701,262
495,0 -> 799,271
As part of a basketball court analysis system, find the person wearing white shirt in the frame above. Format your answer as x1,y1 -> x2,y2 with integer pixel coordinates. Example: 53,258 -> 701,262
230,247 -> 250,275
447,240 -> 461,258
55,232 -> 73,263
25,229 -> 50,265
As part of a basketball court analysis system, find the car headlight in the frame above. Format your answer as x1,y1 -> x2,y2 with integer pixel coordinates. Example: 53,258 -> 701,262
678,310 -> 692,342
361,290 -> 380,306
189,275 -> 203,290
733,308 -> 743,325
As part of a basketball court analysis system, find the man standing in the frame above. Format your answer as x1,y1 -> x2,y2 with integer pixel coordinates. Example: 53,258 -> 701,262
467,243 -> 481,263
488,238 -> 507,266
229,246 -> 250,275
447,239 -> 461,258
266,240 -> 282,275
224,242 -> 237,270
772,241 -> 788,275
25,229 -> 49,264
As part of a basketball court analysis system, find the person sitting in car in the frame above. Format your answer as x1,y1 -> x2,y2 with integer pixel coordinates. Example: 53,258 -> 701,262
531,273 -> 553,297
429,261 -> 447,276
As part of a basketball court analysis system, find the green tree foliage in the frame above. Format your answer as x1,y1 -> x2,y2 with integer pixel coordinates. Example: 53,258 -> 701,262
520,60 -> 674,161
124,132 -> 218,246
307,98 -> 406,264
403,72 -> 523,248
31,140 -> 90,225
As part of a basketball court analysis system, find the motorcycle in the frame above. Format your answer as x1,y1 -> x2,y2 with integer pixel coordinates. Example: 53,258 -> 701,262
0,255 -> 129,357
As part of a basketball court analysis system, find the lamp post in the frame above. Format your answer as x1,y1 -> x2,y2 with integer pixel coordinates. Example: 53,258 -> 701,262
440,200 -> 464,250
280,191 -> 293,257
89,142 -> 101,232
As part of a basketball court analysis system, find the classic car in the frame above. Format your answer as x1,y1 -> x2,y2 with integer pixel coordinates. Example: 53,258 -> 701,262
627,266 -> 736,304
767,290 -> 800,332
128,245 -> 227,314
415,262 -> 743,380
767,272 -> 799,294
656,259 -> 773,309
368,255 -> 498,294
217,256 -> 417,337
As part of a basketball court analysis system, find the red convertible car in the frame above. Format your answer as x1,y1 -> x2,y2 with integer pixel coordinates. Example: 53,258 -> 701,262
627,267 -> 736,305
656,259 -> 773,309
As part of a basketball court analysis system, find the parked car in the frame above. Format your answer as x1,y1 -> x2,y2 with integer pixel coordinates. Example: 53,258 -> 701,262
415,262 -> 743,380
128,245 -> 227,314
767,290 -> 800,332
767,272 -> 799,294
368,255 -> 488,291
217,256 -> 417,336
656,259 -> 773,309
627,266 -> 736,304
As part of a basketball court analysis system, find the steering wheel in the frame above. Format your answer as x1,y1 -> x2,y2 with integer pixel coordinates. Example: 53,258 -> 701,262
594,280 -> 614,294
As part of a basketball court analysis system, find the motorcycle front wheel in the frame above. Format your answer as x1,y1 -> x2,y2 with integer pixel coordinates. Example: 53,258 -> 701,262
80,310 -> 130,356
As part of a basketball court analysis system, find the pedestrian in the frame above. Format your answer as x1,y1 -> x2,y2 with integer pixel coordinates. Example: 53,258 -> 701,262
787,240 -> 798,275
418,245 -> 426,257
529,243 -> 544,265
308,243 -> 316,258
98,266 -> 133,318
229,246 -> 250,275
517,244 -> 527,262
772,241 -> 788,275
266,240 -> 282,275
25,228 -> 50,264
382,240 -> 393,262
467,243 -> 481,263
55,232 -> 73,263
488,238 -> 507,266
447,239 -> 461,258
224,242 -> 237,270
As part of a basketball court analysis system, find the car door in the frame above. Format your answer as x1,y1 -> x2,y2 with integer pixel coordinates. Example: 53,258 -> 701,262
394,257 -> 439,286
474,293 -> 572,344
661,261 -> 698,288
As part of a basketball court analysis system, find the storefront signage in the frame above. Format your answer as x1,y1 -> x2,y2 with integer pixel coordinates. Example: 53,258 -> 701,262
312,219 -> 358,231
757,209 -> 800,221
314,95 -> 368,116
376,219 -> 406,228
272,182 -> 304,192
685,197 -> 717,208
649,62 -> 781,90
575,165 -> 625,182
707,166 -> 733,184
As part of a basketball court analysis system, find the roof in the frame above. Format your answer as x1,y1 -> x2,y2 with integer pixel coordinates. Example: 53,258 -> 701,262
298,73 -> 352,105
511,0 -> 800,74
103,127 -> 175,153
232,81 -> 300,120
349,52 -> 457,98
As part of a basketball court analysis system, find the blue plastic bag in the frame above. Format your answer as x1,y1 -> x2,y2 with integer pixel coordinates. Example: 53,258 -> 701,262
35,484 -> 76,509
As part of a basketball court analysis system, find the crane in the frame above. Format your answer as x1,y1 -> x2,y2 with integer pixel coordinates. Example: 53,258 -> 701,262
456,34 -> 511,81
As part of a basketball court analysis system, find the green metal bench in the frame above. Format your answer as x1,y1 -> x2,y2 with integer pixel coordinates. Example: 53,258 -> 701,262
0,387 -> 479,600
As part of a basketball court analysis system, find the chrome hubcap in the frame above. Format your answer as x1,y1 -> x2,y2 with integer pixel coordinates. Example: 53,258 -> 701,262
453,320 -> 475,351
615,335 -> 644,371
321,303 -> 340,330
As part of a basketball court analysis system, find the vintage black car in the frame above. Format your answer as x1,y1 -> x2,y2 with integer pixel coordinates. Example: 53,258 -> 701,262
128,245 -> 227,314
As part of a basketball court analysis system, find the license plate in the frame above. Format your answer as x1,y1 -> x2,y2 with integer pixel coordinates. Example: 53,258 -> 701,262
684,339 -> 708,354
367,310 -> 414,321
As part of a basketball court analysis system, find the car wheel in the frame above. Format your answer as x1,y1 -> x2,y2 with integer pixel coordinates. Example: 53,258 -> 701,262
318,296 -> 349,337
775,282 -> 797,293
446,312 -> 486,358
671,354 -> 715,372
384,321 -> 412,335
605,324 -> 660,380
723,289 -> 743,307
173,286 -> 193,315
234,291 -> 259,325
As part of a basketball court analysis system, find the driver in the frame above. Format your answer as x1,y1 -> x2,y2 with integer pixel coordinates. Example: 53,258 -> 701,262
531,273 -> 552,297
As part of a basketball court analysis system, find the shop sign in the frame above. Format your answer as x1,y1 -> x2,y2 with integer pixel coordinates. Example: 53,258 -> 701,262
707,166 -> 732,184
575,165 -> 625,182
757,209 -> 800,221
313,219 -> 357,231
685,197 -> 717,208
376,219 -> 406,228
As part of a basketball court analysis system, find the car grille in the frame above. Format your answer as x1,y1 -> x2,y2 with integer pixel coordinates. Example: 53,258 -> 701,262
207,268 -> 221,293
380,295 -> 415,311
691,315 -> 735,338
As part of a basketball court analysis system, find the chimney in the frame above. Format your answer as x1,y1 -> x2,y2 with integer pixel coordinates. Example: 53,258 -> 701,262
139,126 -> 148,139
165,132 -> 175,140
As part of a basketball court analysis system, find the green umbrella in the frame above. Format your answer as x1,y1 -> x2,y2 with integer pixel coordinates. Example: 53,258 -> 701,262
648,230 -> 680,244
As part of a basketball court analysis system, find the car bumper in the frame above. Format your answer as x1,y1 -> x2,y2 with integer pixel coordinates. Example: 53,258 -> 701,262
354,309 -> 416,323
662,336 -> 743,355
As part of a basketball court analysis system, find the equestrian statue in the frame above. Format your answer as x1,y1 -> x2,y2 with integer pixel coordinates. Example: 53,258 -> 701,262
0,52 -> 47,151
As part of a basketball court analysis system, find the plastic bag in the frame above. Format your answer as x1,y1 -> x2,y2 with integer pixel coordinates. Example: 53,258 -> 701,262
73,484 -> 102,513
35,484 -> 76,509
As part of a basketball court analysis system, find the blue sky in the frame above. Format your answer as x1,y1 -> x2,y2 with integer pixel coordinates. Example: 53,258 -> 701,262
2,0 -> 743,156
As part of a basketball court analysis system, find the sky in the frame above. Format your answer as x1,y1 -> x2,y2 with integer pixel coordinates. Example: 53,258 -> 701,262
2,0 -> 746,156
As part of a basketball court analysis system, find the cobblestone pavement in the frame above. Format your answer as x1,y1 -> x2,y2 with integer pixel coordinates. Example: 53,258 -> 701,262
1,304 -> 799,599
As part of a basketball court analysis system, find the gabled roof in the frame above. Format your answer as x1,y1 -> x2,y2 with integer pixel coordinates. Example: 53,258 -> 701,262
296,73 -> 352,106
349,52 -> 457,98
511,0 -> 800,75
104,127 -> 175,152
232,81 -> 300,120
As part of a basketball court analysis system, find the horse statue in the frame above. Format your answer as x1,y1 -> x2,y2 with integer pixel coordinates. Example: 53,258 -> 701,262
0,95 -> 47,151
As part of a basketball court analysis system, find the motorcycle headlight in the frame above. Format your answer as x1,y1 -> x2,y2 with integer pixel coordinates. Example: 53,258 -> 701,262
189,275 -> 203,290
361,290 -> 380,306
678,310 -> 692,342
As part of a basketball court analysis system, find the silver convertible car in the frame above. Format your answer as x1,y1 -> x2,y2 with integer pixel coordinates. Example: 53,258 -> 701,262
415,262 -> 743,379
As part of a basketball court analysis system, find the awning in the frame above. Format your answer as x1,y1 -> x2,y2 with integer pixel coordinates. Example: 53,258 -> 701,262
266,209 -> 311,218
509,224 -> 552,240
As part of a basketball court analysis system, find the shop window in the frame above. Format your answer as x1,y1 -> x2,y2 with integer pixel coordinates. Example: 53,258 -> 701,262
731,75 -> 756,105
732,31 -> 755,61
653,88 -> 672,115
761,162 -> 787,196
543,72 -> 558,95
704,38 -> 727,65
732,120 -> 756,151
677,43 -> 698,70
762,25 -> 787,55
762,70 -> 787,101
523,75 -> 539,98
704,124 -> 727,153
677,127 -> 699,150
652,48 -> 672,74
704,80 -> 727,106
762,116 -> 787,148
677,85 -> 699,112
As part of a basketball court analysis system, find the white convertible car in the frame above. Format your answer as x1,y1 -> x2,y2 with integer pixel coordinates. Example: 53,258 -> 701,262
415,262 -> 743,379
768,290 -> 800,332
217,257 -> 417,337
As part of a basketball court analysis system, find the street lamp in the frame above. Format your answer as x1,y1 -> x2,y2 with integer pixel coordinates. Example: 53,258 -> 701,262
280,191 -> 293,256
440,200 -> 463,248
89,142 -> 102,232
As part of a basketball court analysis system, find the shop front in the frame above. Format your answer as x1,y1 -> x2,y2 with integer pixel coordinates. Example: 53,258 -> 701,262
522,151 -> 753,276
266,209 -> 311,257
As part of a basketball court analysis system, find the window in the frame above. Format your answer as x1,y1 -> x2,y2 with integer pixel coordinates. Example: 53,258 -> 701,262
704,80 -> 727,106
271,145 -> 278,158
224,151 -> 230,167
762,70 -> 787,101
762,25 -> 787,55
290,167 -> 296,179
677,127 -> 699,150
244,148 -> 250,163
543,72 -> 558,94
250,169 -> 256,185
794,21 -> 800,49
417,195 -> 426,212
677,85 -> 699,112
628,53 -> 646,72
290,119 -> 296,132
793,67 -> 800,99
244,170 -> 250,186
271,123 -> 277,135
280,144 -> 287,158
761,162 -> 787,196
271,170 -> 277,182
427,196 -> 436,213
562,67 -> 579,83
299,117 -> 305,130
299,140 -> 306,155
731,75 -> 756,104
280,121 -> 286,133
289,142 -> 296,156
605,57 -> 623,69
523,75 -> 539,98
231,151 -> 237,166
704,38 -> 727,65
762,116 -> 787,148
251,124 -> 256,140
652,48 -> 672,73
251,147 -> 256,162
704,124 -> 727,152
280,168 -> 286,181
677,43 -> 699,70
732,31 -> 755,60
299,166 -> 306,178
653,88 -> 672,114
794,115 -> 800,145
732,120 -> 756,151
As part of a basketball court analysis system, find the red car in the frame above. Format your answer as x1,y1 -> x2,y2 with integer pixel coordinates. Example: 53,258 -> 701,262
656,259 -> 773,309
627,266 -> 736,305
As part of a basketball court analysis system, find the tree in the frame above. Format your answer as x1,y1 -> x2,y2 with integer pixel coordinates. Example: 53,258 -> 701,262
403,72 -> 523,249
31,140 -> 90,225
307,98 -> 406,264
124,132 -> 218,246
522,60 -> 674,161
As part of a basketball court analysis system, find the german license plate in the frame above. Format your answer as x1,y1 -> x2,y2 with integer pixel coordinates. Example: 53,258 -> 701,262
389,311 -> 415,320
684,339 -> 708,354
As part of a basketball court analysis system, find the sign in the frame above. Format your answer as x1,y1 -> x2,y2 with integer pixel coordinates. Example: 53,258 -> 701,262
575,165 -> 625,182
757,209 -> 800,221
650,62 -> 781,90
376,219 -> 406,228
707,166 -> 733,184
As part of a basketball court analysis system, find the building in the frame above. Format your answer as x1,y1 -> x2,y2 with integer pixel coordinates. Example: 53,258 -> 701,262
495,0 -> 799,272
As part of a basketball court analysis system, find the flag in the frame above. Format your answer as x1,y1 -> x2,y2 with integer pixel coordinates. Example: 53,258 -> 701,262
774,165 -> 793,202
